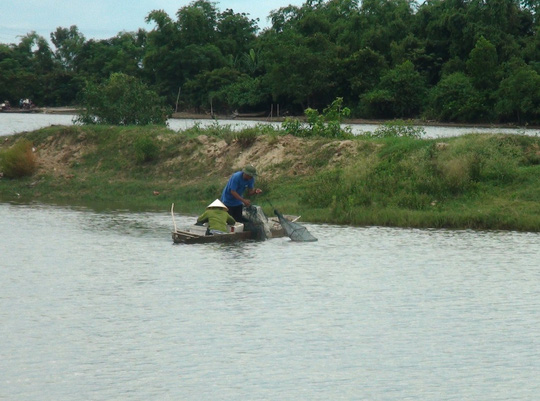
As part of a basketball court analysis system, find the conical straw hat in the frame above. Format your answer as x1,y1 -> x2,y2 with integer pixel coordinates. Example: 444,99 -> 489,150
207,199 -> 228,209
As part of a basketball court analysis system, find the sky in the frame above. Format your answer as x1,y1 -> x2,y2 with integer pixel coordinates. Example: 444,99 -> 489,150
0,0 -> 306,45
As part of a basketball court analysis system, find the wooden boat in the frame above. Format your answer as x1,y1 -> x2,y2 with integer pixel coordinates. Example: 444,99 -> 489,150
0,108 -> 41,113
171,204 -> 299,244
230,110 -> 267,119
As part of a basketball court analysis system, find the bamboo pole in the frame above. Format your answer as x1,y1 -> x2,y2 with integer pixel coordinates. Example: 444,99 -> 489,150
175,87 -> 181,112
171,203 -> 177,232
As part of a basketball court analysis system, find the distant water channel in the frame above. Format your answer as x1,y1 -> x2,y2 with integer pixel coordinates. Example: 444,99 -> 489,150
1,203 -> 539,400
1,112 -> 539,138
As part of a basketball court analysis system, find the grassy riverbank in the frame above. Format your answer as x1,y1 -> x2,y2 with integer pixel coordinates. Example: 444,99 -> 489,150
1,124 -> 539,231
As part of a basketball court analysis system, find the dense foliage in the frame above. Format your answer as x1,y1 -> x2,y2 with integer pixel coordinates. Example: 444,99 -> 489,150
1,0 -> 539,124
75,73 -> 170,125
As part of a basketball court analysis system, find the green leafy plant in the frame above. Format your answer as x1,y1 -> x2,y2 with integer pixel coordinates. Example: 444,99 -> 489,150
367,120 -> 425,139
282,118 -> 303,137
282,98 -> 353,138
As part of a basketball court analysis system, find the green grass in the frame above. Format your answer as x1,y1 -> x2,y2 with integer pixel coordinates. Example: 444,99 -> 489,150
1,125 -> 539,231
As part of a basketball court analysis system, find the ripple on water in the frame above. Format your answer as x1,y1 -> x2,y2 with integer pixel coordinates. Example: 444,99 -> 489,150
1,204 -> 539,400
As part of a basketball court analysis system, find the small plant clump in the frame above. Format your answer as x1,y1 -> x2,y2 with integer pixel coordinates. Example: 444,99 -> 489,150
0,139 -> 37,178
283,97 -> 353,138
366,120 -> 426,139
133,135 -> 159,163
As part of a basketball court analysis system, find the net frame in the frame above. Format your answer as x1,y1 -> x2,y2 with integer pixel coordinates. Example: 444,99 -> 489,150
274,209 -> 318,242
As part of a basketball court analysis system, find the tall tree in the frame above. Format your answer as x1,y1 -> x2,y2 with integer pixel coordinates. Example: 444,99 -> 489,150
51,25 -> 86,71
496,64 -> 540,124
261,30 -> 338,111
4,33 -> 57,105
216,9 -> 258,58
177,0 -> 218,45
338,48 -> 388,106
427,72 -> 484,122
144,1 -> 228,103
466,36 -> 500,91
361,60 -> 426,118
358,0 -> 417,60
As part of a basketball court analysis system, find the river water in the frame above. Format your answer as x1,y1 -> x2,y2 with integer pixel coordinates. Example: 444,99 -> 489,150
1,203 -> 539,400
1,112 -> 539,138
1,114 -> 539,400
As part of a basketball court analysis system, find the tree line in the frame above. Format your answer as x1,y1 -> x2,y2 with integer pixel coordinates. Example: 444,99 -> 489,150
1,0 -> 539,124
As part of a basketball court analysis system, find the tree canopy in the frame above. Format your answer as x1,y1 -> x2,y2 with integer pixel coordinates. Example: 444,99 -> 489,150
1,0 -> 539,124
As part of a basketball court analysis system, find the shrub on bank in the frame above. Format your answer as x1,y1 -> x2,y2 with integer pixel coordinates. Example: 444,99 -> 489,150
134,135 -> 159,163
76,73 -> 171,126
0,139 -> 37,178
282,97 -> 353,138
366,120 -> 426,139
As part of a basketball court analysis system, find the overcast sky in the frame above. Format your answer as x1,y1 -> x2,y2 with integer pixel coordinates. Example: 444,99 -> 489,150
0,0 -> 306,45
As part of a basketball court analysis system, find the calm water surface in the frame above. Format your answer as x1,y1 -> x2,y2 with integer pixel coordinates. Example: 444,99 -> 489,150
1,113 -> 539,138
1,203 -> 539,400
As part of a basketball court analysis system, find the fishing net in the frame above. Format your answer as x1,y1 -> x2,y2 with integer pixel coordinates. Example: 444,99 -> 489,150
274,209 -> 318,242
243,205 -> 272,240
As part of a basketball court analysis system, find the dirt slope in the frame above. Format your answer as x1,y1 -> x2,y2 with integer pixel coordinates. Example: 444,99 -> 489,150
5,129 -> 364,182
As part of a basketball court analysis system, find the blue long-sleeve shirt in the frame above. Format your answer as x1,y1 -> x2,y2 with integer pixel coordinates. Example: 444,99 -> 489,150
220,171 -> 254,207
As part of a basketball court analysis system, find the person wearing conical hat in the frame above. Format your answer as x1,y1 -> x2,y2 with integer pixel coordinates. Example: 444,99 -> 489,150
196,199 -> 236,235
220,164 -> 262,222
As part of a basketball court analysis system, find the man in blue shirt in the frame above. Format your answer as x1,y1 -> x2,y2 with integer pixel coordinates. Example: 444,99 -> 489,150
221,164 -> 262,221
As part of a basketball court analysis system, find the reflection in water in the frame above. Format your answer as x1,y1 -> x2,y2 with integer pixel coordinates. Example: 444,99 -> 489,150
81,210 -> 173,238
1,203 -> 539,400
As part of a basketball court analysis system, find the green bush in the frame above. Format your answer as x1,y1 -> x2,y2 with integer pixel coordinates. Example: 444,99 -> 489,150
76,73 -> 171,126
282,98 -> 353,138
282,117 -> 303,137
0,139 -> 37,178
425,72 -> 485,122
367,120 -> 425,139
134,135 -> 159,163
227,129 -> 258,147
